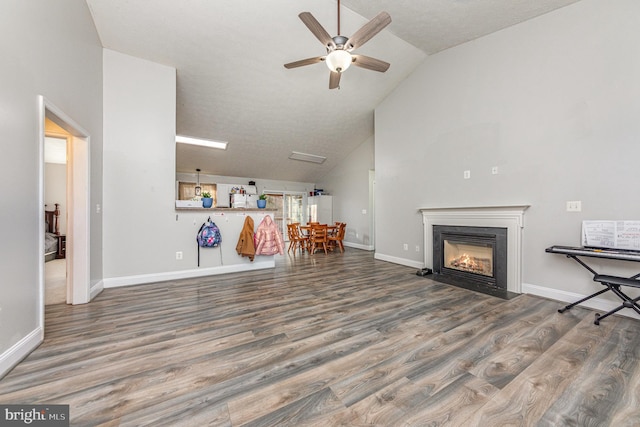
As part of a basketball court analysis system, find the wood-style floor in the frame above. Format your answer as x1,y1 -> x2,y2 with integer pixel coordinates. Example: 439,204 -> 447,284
2,249 -> 640,426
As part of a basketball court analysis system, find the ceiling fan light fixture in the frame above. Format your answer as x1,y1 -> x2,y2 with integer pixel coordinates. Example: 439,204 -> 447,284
325,50 -> 352,73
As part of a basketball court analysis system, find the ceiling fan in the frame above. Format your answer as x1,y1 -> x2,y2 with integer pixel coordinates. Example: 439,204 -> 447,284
284,0 -> 391,89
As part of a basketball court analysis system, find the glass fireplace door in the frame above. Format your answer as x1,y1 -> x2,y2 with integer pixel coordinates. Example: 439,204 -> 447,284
443,239 -> 494,277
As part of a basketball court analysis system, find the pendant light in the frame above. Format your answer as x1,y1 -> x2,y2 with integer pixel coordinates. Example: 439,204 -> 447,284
195,168 -> 201,196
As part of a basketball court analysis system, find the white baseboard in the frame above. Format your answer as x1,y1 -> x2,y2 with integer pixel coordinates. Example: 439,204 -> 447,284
374,252 -> 424,269
344,241 -> 374,251
523,282 -> 640,320
103,261 -> 275,288
0,327 -> 43,380
90,279 -> 104,300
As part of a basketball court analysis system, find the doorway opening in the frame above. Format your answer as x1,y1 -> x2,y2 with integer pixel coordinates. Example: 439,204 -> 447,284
40,96 -> 91,314
44,132 -> 68,305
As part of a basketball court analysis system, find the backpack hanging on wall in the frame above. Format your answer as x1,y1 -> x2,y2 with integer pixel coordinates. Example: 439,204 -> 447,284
197,216 -> 221,267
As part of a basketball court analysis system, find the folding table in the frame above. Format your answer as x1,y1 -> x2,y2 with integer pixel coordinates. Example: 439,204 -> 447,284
546,245 -> 640,325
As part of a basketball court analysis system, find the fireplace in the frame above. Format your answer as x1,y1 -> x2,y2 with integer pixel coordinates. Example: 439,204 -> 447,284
433,225 -> 507,295
421,206 -> 529,295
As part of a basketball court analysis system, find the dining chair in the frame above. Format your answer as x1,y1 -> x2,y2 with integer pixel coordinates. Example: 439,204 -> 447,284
327,222 -> 346,253
287,223 -> 308,253
295,223 -> 310,253
309,224 -> 328,255
286,224 -> 296,253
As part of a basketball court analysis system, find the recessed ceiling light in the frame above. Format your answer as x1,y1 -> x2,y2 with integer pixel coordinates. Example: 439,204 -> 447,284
289,151 -> 326,164
176,135 -> 227,150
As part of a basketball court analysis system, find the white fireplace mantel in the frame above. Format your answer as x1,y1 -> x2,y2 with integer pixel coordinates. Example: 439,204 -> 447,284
420,205 -> 530,293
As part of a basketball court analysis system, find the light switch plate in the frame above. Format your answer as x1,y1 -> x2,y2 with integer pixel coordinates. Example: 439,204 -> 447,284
566,201 -> 582,212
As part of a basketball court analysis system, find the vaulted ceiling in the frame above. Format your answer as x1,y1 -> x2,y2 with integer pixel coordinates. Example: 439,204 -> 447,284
86,0 -> 581,183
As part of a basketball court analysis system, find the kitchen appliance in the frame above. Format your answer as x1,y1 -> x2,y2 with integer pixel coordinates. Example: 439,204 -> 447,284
308,195 -> 332,224
231,185 -> 258,208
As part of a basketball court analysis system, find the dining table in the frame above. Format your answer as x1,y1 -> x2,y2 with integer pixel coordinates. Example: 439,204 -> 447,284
300,224 -> 337,234
299,224 -> 338,252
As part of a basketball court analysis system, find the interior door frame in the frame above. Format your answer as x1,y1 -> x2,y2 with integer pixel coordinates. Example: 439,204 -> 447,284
39,96 -> 91,310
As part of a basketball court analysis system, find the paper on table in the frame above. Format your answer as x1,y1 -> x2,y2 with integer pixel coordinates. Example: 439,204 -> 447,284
582,220 -> 640,250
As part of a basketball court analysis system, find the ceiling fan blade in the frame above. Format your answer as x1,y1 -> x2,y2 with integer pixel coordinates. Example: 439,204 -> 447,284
329,71 -> 341,89
346,11 -> 391,50
284,56 -> 324,69
351,55 -> 390,73
298,12 -> 335,49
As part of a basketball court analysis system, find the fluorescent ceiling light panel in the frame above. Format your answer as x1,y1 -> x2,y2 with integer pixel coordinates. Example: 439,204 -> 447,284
176,135 -> 227,150
289,151 -> 326,164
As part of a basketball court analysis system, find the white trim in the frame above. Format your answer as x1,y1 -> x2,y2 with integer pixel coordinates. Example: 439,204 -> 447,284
374,252 -> 424,269
344,241 -> 374,251
369,169 -> 375,250
90,280 -> 104,300
68,135 -> 90,304
420,205 -> 529,294
0,327 -> 43,379
523,282 -> 640,321
103,261 -> 275,288
38,98 -> 46,331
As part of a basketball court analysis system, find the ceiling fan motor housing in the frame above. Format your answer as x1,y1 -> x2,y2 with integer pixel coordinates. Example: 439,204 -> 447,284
329,35 -> 349,51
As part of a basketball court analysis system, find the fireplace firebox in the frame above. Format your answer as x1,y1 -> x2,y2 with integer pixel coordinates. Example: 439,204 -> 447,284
433,225 -> 511,298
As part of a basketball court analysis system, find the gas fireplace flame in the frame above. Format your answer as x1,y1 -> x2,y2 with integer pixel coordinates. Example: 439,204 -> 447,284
448,253 -> 492,276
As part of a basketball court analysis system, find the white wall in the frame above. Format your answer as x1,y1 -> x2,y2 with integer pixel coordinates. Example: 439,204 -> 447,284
317,136 -> 375,250
0,0 -> 103,377
103,49 -> 177,279
103,210 -> 277,288
375,0 -> 640,305
103,51 -> 281,283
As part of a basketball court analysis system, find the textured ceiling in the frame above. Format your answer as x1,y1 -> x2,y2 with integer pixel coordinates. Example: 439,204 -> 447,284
86,0 -> 581,183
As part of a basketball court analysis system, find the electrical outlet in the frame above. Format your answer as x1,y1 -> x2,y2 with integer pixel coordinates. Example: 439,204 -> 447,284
566,201 -> 582,212
492,166 -> 499,175
403,243 -> 409,251
415,245 -> 420,252
464,170 -> 471,179
176,251 -> 183,260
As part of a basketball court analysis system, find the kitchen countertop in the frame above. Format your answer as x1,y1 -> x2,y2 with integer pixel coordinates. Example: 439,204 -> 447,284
175,207 -> 273,212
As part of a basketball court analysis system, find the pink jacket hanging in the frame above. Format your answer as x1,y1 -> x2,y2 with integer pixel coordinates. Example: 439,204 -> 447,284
254,215 -> 285,256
